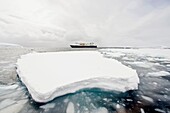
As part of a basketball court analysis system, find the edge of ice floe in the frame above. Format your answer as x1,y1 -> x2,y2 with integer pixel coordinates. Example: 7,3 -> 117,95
16,51 -> 139,103
16,74 -> 139,103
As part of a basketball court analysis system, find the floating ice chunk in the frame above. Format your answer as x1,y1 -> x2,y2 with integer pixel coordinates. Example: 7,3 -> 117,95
116,104 -> 121,109
140,108 -> 145,113
122,57 -> 134,61
125,61 -> 154,68
146,71 -> 170,77
112,104 -> 126,113
40,103 -> 55,111
141,95 -> 154,103
166,64 -> 170,67
66,102 -> 75,113
154,108 -> 166,113
154,58 -> 169,62
0,84 -> 18,90
16,51 -> 139,103
126,99 -> 133,101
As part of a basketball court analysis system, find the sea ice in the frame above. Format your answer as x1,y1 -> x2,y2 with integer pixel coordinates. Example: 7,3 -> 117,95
0,99 -> 16,110
0,84 -> 18,90
40,103 -> 55,111
146,71 -> 170,77
124,61 -> 154,68
92,107 -> 108,113
141,95 -> 154,103
140,108 -> 145,113
0,100 -> 27,113
16,51 -> 139,103
104,52 -> 125,58
102,49 -> 170,59
66,102 -> 75,113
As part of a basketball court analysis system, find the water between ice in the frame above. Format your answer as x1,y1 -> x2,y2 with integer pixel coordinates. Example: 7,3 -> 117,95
0,47 -> 170,113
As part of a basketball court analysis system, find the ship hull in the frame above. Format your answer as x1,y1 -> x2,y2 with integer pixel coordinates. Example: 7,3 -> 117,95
70,45 -> 97,48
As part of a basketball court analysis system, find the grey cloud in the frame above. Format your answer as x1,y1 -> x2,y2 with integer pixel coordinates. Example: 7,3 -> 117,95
0,0 -> 170,47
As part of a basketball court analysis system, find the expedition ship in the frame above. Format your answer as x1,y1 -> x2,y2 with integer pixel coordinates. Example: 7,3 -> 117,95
70,42 -> 97,48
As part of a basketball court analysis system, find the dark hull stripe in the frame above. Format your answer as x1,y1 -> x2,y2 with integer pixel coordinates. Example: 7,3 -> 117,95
70,45 -> 97,48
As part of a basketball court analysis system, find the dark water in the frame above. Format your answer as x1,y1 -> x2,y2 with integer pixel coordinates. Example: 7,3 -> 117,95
0,47 -> 170,113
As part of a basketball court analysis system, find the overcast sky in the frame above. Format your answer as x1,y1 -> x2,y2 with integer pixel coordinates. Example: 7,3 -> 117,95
0,0 -> 170,47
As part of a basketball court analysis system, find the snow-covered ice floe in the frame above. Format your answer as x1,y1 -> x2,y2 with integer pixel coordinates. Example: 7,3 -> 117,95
16,51 -> 139,103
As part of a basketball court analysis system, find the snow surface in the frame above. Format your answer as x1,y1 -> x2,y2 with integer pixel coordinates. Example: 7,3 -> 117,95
16,51 -> 139,103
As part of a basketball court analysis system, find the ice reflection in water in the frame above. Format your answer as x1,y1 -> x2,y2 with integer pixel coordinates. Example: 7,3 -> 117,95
0,47 -> 170,113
